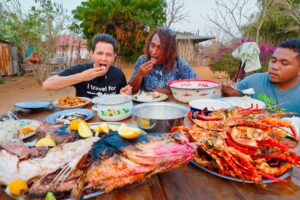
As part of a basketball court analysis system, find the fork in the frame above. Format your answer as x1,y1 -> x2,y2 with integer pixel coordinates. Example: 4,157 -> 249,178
51,157 -> 80,185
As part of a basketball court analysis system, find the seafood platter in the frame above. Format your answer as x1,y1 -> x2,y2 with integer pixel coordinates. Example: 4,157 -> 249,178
174,104 -> 300,186
0,102 -> 300,199
0,114 -> 196,199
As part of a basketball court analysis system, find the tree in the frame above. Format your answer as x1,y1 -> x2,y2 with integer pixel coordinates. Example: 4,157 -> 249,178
0,0 -> 69,59
242,0 -> 300,45
203,0 -> 254,40
164,0 -> 189,28
71,0 -> 166,61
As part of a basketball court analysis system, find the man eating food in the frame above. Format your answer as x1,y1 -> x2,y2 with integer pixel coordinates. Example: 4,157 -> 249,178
43,33 -> 132,98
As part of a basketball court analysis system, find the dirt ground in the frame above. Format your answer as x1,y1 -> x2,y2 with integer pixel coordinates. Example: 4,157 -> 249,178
0,66 -> 227,113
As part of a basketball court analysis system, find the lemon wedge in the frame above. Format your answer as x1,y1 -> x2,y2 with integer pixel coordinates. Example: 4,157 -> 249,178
97,122 -> 109,134
6,179 -> 28,196
69,119 -> 83,131
45,191 -> 56,200
93,125 -> 103,133
36,137 -> 56,147
109,125 -> 118,131
93,122 -> 111,136
139,118 -> 151,128
21,125 -> 36,134
118,124 -> 142,139
78,121 -> 93,138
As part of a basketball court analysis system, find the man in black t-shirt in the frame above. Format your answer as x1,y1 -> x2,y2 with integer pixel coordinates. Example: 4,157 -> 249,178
42,34 -> 132,98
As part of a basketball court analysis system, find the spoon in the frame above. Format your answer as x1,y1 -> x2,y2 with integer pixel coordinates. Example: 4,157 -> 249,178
241,88 -> 255,95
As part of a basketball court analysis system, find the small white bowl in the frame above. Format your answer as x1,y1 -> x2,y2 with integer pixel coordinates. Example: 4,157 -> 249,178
167,79 -> 221,103
189,99 -> 232,118
92,95 -> 133,121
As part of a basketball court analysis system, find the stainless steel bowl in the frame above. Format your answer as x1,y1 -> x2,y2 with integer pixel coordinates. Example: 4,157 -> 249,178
133,102 -> 188,133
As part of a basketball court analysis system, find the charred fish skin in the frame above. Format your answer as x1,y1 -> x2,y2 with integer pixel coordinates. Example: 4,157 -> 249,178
90,133 -> 170,161
86,132 -> 196,192
36,124 -> 80,144
12,133 -> 195,199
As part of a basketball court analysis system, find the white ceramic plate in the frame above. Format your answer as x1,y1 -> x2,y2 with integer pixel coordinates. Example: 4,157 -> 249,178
53,97 -> 90,109
132,92 -> 168,103
220,96 -> 266,109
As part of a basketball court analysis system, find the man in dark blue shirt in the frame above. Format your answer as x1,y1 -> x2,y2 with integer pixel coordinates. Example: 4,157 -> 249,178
129,28 -> 198,95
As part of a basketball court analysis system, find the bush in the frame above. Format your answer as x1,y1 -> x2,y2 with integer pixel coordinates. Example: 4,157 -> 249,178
203,39 -> 275,81
0,74 -> 4,84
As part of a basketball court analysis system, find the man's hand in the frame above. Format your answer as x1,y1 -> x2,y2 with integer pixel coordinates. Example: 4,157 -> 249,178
153,87 -> 171,95
137,58 -> 157,77
120,84 -> 132,95
81,66 -> 107,81
221,81 -> 241,97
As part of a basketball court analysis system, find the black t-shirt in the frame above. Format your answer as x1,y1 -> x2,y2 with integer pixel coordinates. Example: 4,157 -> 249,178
59,63 -> 127,98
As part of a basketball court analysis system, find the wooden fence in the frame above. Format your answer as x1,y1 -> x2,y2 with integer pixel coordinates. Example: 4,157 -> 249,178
0,43 -> 13,75
0,42 -> 20,76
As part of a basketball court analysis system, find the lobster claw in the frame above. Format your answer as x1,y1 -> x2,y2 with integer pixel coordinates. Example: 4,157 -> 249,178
289,125 -> 299,142
193,111 -> 222,121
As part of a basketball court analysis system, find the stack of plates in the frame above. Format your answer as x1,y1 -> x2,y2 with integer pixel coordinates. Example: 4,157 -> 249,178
15,101 -> 52,111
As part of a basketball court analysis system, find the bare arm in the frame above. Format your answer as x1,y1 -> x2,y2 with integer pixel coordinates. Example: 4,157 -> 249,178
153,87 -> 171,95
43,66 -> 107,91
221,82 -> 242,97
129,58 -> 156,94
129,74 -> 144,94
43,74 -> 83,90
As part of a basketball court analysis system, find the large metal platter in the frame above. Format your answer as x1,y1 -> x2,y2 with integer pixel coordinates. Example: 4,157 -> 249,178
190,160 -> 292,184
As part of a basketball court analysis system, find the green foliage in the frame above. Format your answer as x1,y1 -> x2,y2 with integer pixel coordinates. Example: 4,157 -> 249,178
204,39 -> 275,81
209,51 -> 241,81
71,0 -> 166,61
0,0 -> 67,59
242,0 -> 300,44
0,74 -> 4,84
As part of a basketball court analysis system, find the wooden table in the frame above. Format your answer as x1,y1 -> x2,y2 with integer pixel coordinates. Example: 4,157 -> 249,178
1,97 -> 300,200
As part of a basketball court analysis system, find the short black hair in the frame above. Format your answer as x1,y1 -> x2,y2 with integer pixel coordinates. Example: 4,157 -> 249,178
92,33 -> 117,53
278,39 -> 300,61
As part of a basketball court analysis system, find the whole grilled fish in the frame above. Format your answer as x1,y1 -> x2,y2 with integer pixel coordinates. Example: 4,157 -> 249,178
86,132 -> 196,192
26,132 -> 196,199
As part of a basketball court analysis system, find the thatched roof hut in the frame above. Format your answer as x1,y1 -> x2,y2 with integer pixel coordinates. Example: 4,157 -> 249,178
176,34 -> 214,65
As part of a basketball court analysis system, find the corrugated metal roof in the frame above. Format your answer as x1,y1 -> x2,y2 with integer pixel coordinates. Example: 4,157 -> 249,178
176,35 -> 215,43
